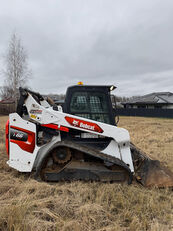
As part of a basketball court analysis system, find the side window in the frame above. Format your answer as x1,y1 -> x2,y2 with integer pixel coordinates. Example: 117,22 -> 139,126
70,91 -> 110,124
90,96 -> 102,112
91,114 -> 110,123
70,93 -> 88,112
89,94 -> 108,113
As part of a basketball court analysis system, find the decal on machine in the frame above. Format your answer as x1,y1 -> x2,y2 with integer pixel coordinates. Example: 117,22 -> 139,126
10,126 -> 35,153
30,109 -> 42,114
30,114 -> 37,119
10,128 -> 28,141
65,116 -> 103,133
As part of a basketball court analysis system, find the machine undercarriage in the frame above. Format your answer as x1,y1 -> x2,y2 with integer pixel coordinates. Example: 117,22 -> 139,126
38,141 -> 132,183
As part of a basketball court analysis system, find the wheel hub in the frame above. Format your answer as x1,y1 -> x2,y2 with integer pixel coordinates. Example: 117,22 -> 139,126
52,147 -> 71,164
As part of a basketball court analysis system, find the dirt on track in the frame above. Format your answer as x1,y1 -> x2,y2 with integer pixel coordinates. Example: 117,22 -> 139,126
0,115 -> 173,231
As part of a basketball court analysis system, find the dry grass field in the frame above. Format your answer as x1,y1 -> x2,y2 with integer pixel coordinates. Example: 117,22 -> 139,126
0,115 -> 173,231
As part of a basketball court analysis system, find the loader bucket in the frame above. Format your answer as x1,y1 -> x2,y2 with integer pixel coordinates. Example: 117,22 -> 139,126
130,143 -> 173,187
135,158 -> 173,187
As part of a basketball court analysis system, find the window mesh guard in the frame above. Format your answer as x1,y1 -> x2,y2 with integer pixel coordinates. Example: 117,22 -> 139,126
70,92 -> 110,124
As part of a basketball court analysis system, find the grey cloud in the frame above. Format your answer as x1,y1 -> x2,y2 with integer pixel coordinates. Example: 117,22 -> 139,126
0,0 -> 173,96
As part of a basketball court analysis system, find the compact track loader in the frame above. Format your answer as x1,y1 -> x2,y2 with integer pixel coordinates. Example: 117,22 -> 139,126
5,84 -> 173,187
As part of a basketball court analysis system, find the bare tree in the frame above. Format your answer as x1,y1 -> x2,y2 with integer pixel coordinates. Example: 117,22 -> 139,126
0,86 -> 13,99
1,33 -> 31,103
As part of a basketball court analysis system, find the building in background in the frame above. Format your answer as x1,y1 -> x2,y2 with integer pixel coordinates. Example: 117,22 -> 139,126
122,92 -> 173,109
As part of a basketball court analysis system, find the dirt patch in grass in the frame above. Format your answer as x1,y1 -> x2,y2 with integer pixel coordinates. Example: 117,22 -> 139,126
0,115 -> 173,231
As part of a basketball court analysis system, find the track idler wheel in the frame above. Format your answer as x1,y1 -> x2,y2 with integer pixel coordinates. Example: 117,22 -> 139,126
52,147 -> 71,164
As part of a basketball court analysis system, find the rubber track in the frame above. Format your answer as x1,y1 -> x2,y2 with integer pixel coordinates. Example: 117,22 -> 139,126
37,140 -> 133,184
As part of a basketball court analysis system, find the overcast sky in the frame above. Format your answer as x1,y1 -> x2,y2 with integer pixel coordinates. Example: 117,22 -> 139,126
0,0 -> 173,96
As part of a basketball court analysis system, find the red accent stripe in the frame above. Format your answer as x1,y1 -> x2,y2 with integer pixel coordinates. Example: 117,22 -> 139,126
59,126 -> 69,132
5,120 -> 9,157
41,124 -> 58,129
10,126 -> 35,153
41,124 -> 69,132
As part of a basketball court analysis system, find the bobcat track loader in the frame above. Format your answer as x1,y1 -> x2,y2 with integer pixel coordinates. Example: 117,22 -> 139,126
5,85 -> 173,187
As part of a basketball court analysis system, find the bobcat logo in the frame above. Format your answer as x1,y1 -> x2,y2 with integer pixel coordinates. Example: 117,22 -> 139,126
72,120 -> 79,126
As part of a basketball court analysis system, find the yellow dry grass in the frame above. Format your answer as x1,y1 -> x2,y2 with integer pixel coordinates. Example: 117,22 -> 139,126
0,115 -> 173,231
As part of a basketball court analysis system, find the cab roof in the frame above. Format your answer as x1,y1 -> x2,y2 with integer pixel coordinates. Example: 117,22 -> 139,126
67,85 -> 116,92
